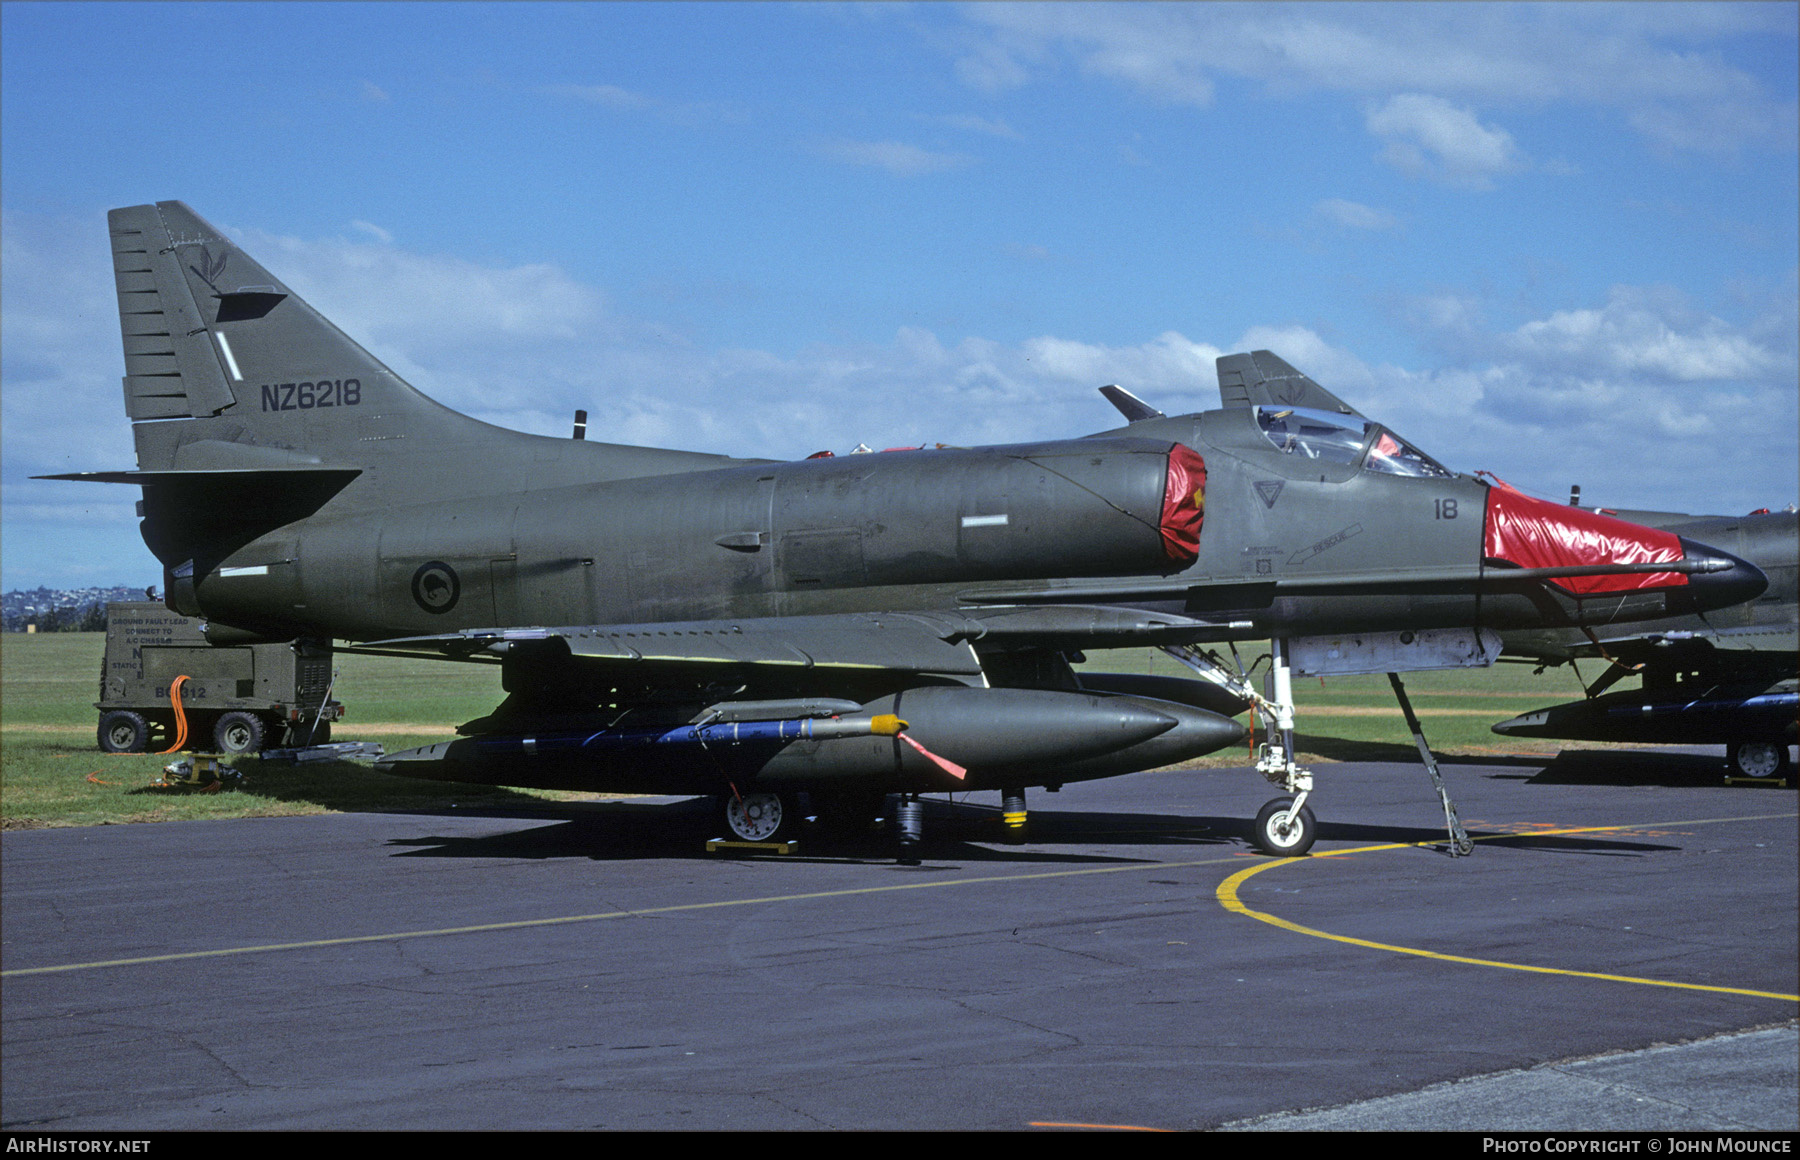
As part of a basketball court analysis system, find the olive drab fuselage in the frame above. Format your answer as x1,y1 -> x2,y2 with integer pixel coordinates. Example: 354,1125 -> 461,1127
187,407 -> 1689,649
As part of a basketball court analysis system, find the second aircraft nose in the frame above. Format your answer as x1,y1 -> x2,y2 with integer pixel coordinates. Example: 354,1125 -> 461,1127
1667,536 -> 1769,615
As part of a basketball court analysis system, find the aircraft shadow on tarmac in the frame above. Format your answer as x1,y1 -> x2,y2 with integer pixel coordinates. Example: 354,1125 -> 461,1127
379,794 -> 1679,865
1299,735 -> 1773,789
141,755 -> 630,816
1508,747 -> 1786,788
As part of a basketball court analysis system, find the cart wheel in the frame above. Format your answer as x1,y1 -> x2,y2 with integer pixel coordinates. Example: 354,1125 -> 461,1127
213,712 -> 266,755
1729,740 -> 1791,779
98,710 -> 150,753
723,792 -> 793,842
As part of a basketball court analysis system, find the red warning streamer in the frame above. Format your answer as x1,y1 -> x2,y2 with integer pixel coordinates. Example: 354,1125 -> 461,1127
898,732 -> 967,781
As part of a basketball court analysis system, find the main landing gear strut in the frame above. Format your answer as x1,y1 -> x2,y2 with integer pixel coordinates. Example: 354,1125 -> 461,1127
1162,640 -> 1316,856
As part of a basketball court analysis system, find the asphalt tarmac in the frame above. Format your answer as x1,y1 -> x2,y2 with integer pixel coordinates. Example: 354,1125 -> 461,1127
3,749 -> 1795,1132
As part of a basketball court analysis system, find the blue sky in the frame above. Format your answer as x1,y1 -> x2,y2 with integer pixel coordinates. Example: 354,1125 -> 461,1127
3,1 -> 1796,590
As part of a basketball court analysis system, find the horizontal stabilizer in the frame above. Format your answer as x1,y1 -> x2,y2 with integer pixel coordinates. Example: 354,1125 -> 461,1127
37,466 -> 360,486
36,466 -> 361,570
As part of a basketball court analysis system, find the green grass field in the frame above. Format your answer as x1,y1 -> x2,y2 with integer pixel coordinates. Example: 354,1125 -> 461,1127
2,632 -> 1596,828
1076,645 -> 1591,764
1,633 -> 588,827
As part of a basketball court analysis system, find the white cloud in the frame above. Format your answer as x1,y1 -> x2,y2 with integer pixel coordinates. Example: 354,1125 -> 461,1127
1364,93 -> 1523,189
538,83 -> 745,128
242,228 -> 615,352
543,83 -> 654,110
1314,198 -> 1398,231
350,220 -> 392,244
817,139 -> 973,176
951,5 -> 1796,155
1504,286 -> 1783,383
933,113 -> 1023,139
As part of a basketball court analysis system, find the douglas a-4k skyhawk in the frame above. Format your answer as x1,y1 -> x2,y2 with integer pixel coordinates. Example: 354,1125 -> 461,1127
45,202 -> 1768,859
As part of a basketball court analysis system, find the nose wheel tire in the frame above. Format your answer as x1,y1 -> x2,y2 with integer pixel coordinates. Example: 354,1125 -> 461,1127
1253,796 -> 1317,856
1729,741 -> 1791,780
723,792 -> 792,842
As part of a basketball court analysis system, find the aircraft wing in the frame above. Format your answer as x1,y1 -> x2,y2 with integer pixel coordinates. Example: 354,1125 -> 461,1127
963,556 -> 1745,610
1506,621 -> 1799,665
352,605 -> 1237,678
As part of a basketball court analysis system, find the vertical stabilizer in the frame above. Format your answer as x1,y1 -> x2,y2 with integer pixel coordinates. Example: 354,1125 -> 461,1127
1216,350 -> 1363,417
110,200 -> 453,474
105,201 -> 745,489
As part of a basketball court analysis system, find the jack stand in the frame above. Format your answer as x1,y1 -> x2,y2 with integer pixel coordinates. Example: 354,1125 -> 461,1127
1387,672 -> 1473,856
896,794 -> 924,865
1000,787 -> 1028,843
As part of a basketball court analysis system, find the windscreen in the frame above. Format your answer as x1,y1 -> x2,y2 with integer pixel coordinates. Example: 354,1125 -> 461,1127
1364,429 -> 1452,478
1256,407 -> 1451,478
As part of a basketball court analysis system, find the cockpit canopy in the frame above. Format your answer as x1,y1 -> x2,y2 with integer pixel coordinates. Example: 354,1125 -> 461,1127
1255,406 -> 1451,479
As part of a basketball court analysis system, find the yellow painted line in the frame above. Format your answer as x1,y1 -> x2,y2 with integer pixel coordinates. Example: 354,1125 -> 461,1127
1027,1122 -> 1174,1132
1216,811 -> 1800,1003
1,852 -> 1245,978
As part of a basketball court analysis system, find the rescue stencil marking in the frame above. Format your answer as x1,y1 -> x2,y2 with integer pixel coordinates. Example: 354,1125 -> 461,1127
1287,523 -> 1363,567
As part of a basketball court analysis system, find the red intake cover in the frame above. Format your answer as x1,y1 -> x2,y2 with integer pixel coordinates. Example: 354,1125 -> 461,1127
1484,486 -> 1685,594
1160,445 -> 1207,564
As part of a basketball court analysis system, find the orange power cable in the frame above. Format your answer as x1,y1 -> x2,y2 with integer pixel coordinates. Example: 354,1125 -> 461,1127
157,675 -> 191,754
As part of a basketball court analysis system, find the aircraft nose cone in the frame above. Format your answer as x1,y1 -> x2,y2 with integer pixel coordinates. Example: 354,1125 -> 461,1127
1671,536 -> 1768,615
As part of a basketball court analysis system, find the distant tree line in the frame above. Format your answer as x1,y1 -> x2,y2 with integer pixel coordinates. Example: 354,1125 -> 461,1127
11,604 -> 110,633
30,601 -> 112,630
3,586 -> 153,633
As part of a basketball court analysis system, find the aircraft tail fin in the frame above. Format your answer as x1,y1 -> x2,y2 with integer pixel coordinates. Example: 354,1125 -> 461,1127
1215,350 -> 1364,417
109,200 -> 454,473
107,202 -> 745,488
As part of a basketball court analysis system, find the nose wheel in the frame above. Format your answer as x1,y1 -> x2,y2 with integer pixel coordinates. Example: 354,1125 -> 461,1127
1253,796 -> 1317,856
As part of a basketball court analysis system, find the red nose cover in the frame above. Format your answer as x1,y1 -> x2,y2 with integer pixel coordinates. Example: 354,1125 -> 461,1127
1484,486 -> 1685,595
1160,445 -> 1207,564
